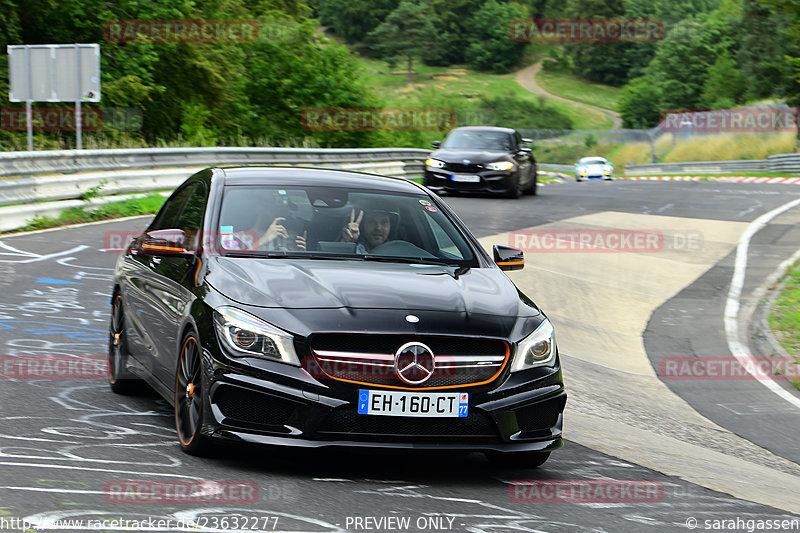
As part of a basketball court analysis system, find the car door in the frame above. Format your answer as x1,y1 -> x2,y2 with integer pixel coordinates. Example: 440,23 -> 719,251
123,183 -> 199,386
147,182 -> 208,387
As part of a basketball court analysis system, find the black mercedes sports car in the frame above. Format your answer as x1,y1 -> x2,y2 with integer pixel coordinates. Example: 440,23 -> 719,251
108,166 -> 565,467
423,126 -> 537,197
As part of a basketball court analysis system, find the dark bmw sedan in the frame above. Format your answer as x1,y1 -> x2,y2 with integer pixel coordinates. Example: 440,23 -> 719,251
424,126 -> 537,197
108,166 -> 565,467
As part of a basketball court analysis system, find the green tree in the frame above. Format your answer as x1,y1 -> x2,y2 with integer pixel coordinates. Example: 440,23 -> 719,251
618,75 -> 663,128
367,0 -> 437,85
464,0 -> 527,72
755,0 -> 800,106
242,17 -> 380,146
320,0 -> 400,43
646,14 -> 736,110
622,0 -> 722,79
424,0 -> 483,66
701,51 -> 746,108
559,0 -> 631,86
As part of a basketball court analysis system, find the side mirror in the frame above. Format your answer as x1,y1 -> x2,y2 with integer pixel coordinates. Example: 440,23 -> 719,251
517,146 -> 532,155
493,244 -> 524,271
139,229 -> 191,256
431,140 -> 441,149
522,138 -> 533,144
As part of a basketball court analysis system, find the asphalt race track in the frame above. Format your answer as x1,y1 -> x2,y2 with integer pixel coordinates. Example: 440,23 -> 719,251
1,178 -> 799,532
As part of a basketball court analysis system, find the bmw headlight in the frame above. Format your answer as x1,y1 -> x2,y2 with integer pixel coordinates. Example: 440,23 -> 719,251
213,306 -> 300,365
486,161 -> 515,171
512,319 -> 556,370
425,158 -> 445,168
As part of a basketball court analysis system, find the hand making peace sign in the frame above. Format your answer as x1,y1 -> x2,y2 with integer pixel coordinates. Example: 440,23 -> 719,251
340,208 -> 363,243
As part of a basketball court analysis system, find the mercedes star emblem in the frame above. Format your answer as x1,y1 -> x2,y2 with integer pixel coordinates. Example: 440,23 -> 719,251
394,342 -> 435,384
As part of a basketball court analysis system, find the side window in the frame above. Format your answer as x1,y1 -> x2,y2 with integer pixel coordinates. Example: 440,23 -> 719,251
175,184 -> 208,250
149,184 -> 196,231
514,131 -> 522,149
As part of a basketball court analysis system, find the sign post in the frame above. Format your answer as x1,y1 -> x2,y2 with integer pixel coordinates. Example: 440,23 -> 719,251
8,43 -> 101,150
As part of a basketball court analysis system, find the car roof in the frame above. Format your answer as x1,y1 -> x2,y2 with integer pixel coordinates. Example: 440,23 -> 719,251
215,166 -> 425,194
447,126 -> 517,135
578,157 -> 608,162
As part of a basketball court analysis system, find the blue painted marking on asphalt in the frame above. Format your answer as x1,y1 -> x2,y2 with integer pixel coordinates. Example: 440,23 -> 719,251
35,278 -> 83,285
0,321 -> 106,342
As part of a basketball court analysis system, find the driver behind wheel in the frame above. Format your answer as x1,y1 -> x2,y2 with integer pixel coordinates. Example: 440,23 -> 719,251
339,207 -> 399,253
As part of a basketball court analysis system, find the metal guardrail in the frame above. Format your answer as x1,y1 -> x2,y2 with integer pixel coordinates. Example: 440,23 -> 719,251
0,147 -> 431,178
0,161 -> 415,207
768,153 -> 800,172
625,153 -> 800,175
0,146 -> 580,207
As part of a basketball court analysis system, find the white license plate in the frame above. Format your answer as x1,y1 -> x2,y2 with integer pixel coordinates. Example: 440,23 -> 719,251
357,390 -> 468,417
451,174 -> 480,183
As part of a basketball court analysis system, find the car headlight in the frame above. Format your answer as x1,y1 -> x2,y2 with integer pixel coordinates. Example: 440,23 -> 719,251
213,306 -> 300,365
486,161 -> 515,171
577,166 -> 587,173
425,158 -> 445,168
512,319 -> 556,370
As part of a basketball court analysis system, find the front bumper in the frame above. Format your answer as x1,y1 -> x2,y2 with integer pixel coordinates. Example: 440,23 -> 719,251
577,171 -> 612,180
200,347 -> 566,453
424,169 -> 517,195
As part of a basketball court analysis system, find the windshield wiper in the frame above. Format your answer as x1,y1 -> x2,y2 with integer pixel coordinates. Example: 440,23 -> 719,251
223,251 -> 363,261
362,255 -> 458,266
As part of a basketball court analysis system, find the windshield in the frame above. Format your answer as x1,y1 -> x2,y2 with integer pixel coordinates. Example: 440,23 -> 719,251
581,158 -> 608,165
441,130 -> 514,151
216,185 -> 477,266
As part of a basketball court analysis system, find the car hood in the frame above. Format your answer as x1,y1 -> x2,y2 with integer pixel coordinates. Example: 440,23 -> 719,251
207,256 -> 532,314
431,149 -> 512,164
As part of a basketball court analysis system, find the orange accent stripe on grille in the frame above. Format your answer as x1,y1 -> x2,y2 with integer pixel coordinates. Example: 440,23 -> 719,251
311,342 -> 510,390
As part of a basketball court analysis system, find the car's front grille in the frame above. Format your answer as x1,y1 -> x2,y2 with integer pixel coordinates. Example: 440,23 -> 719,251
213,386 -> 298,427
308,334 -> 509,389
315,406 -> 499,441
444,162 -> 484,173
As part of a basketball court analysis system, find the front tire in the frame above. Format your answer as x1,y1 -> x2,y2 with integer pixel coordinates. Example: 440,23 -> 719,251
175,332 -> 214,456
505,174 -> 522,199
108,294 -> 145,395
524,171 -> 538,196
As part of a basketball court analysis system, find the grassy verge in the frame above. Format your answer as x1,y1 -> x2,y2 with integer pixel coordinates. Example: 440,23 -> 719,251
535,70 -> 621,112
8,194 -> 166,234
769,261 -> 800,390
357,58 -> 613,131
